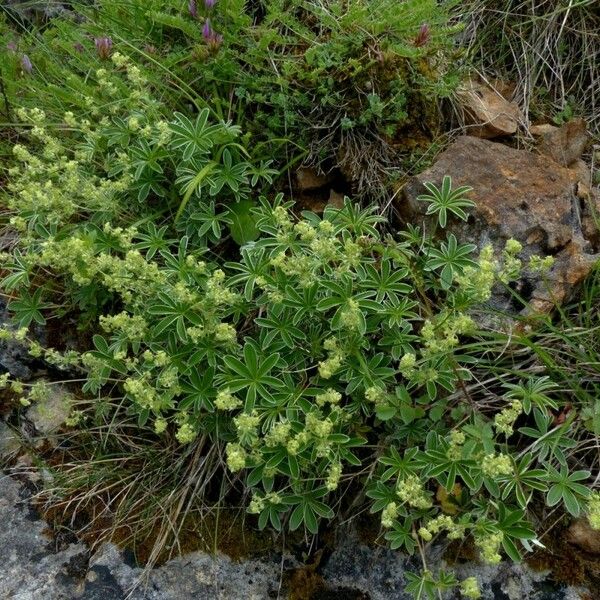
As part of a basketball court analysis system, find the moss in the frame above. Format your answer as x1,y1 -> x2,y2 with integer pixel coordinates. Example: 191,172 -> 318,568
286,549 -> 326,600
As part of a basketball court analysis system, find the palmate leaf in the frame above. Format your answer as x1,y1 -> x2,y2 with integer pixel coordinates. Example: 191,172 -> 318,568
221,342 -> 283,409
170,109 -> 221,161
8,287 -> 51,327
417,175 -> 475,228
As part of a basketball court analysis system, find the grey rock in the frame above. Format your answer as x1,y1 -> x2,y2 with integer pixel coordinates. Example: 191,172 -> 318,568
320,532 -> 587,600
0,473 -> 592,599
0,298 -> 42,381
0,421 -> 21,460
2,1 -> 73,21
88,542 -> 287,599
0,475 -> 88,600
26,384 -> 74,436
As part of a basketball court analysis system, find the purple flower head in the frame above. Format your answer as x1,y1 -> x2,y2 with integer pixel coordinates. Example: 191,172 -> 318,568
413,23 -> 430,48
73,42 -> 85,53
202,18 -> 223,47
21,54 -> 33,74
188,0 -> 198,18
202,18 -> 212,40
204,0 -> 217,9
6,41 -> 18,52
94,36 -> 113,60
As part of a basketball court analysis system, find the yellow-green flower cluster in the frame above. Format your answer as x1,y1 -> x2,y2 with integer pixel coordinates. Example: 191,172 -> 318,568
157,367 -> 180,391
286,431 -> 310,455
226,442 -> 248,472
143,350 -> 170,368
175,421 -> 196,444
0,373 -> 10,389
475,530 -> 503,564
215,389 -> 242,411
205,269 -> 238,306
214,322 -> 237,345
39,238 -> 167,303
306,412 -> 333,438
318,338 -> 345,379
124,376 -> 159,411
381,501 -> 399,528
365,386 -> 387,405
100,312 -> 147,341
494,399 -> 522,437
64,410 -> 85,427
325,462 -> 342,491
455,244 -> 497,302
587,492 -> 600,530
396,475 -> 432,509
499,238 -> 523,284
481,453 -> 513,478
419,515 -> 465,541
26,380 -> 52,404
272,206 -> 293,232
248,491 -> 282,514
234,411 -> 261,444
338,299 -> 362,331
399,353 -> 417,379
264,421 -> 292,447
529,255 -> 555,273
315,388 -> 342,407
154,417 -> 168,434
446,429 -> 466,461
460,577 -> 481,599
421,312 -> 475,356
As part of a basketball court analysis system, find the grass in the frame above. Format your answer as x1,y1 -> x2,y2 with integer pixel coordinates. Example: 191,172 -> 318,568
455,0 -> 600,133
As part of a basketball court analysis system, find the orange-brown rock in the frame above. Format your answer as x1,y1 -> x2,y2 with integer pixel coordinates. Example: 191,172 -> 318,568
296,167 -> 334,191
458,80 -> 523,138
567,517 -> 600,555
534,118 -> 590,167
400,136 -> 599,317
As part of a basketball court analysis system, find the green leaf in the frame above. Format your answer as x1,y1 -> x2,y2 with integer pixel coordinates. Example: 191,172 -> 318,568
228,199 -> 259,245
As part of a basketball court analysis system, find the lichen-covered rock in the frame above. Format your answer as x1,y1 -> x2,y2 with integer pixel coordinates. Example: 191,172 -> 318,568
26,384 -> 74,436
400,136 -> 599,317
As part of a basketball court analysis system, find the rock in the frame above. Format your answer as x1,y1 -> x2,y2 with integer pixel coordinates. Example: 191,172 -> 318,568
328,189 -> 345,208
89,543 -> 290,600
0,296 -> 48,381
458,80 -> 523,138
530,124 -> 559,137
0,475 -> 89,600
535,118 -> 590,167
570,159 -> 592,188
26,384 -> 73,436
567,518 -> 600,555
580,188 -> 600,251
400,136 -> 600,317
320,530 -> 585,600
0,421 -> 21,459
2,0 -> 74,21
0,472 -> 593,599
296,167 -> 333,191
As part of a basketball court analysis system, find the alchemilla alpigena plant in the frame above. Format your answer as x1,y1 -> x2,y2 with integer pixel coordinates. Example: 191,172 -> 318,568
1,91 -> 597,600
